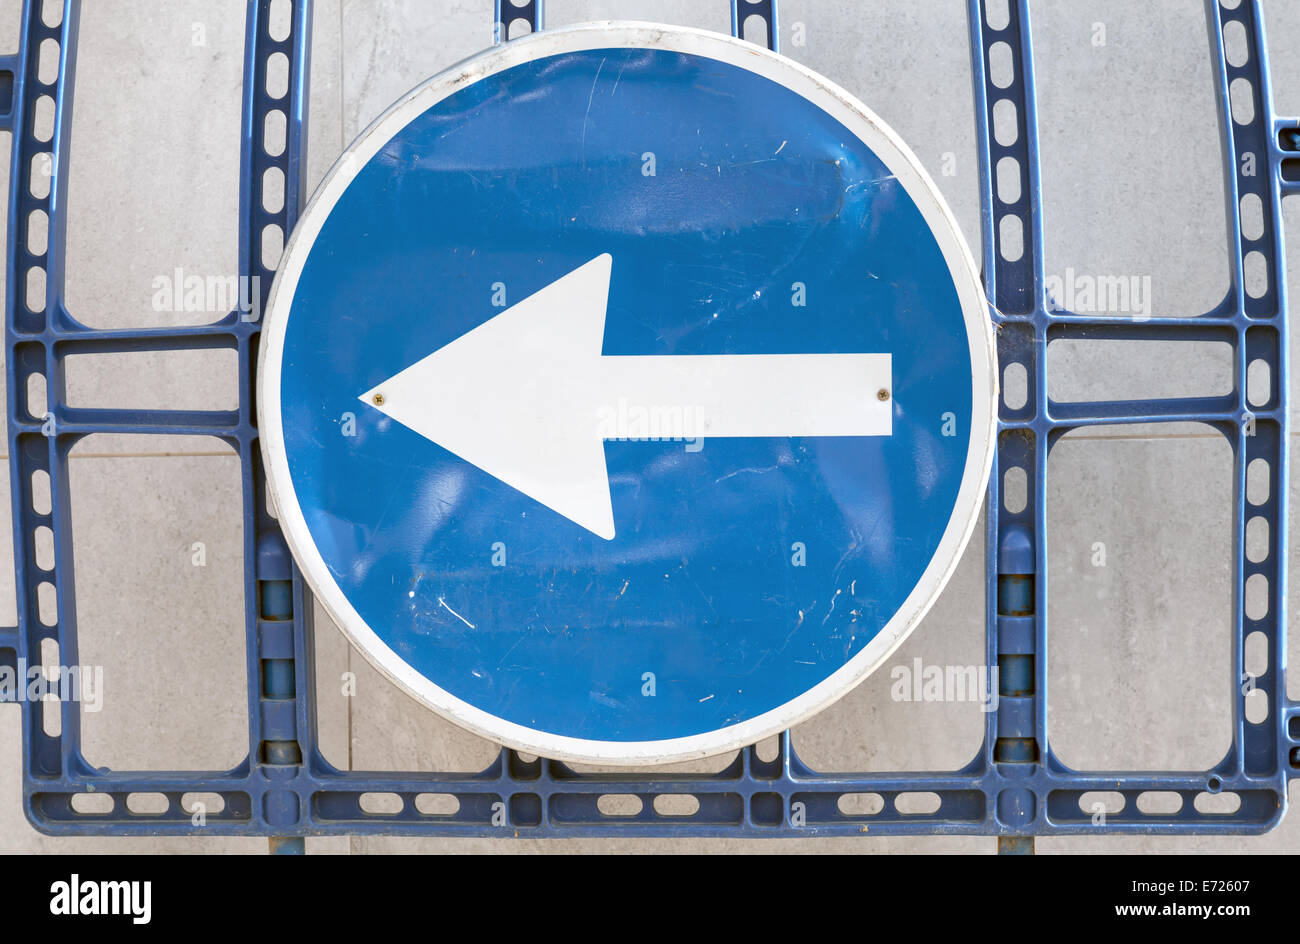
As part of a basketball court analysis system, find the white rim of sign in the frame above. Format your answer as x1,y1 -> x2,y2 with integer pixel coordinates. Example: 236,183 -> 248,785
258,22 -> 999,766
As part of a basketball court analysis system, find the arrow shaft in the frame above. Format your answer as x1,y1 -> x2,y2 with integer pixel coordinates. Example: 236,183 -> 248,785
597,353 -> 891,439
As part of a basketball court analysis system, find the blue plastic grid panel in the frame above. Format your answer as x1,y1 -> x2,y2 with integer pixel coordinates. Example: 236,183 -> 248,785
494,0 -> 544,43
3,0 -> 1295,839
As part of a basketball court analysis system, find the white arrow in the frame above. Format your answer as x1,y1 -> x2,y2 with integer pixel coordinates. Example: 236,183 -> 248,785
360,254 -> 891,540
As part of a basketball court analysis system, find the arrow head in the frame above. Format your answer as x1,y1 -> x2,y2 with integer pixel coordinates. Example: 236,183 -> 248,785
361,253 -> 618,540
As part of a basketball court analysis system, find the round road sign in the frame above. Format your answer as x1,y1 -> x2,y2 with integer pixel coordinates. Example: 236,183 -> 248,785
258,23 -> 997,765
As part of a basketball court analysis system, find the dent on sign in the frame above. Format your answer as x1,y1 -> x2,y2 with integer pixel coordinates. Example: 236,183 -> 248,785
257,23 -> 997,765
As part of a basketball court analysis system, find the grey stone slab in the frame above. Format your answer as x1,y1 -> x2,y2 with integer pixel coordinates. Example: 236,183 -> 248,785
0,445 -> 14,627
0,0 -> 19,56
1045,338 -> 1234,406
306,0 -> 346,195
62,1 -> 247,331
310,595 -> 354,773
1030,0 -> 1230,318
544,0 -> 731,35
67,450 -> 249,772
1261,0 -> 1300,118
62,348 -> 241,412
1045,432 -> 1235,771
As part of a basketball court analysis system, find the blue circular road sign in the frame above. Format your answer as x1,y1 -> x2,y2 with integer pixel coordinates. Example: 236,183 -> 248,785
259,23 -> 997,764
